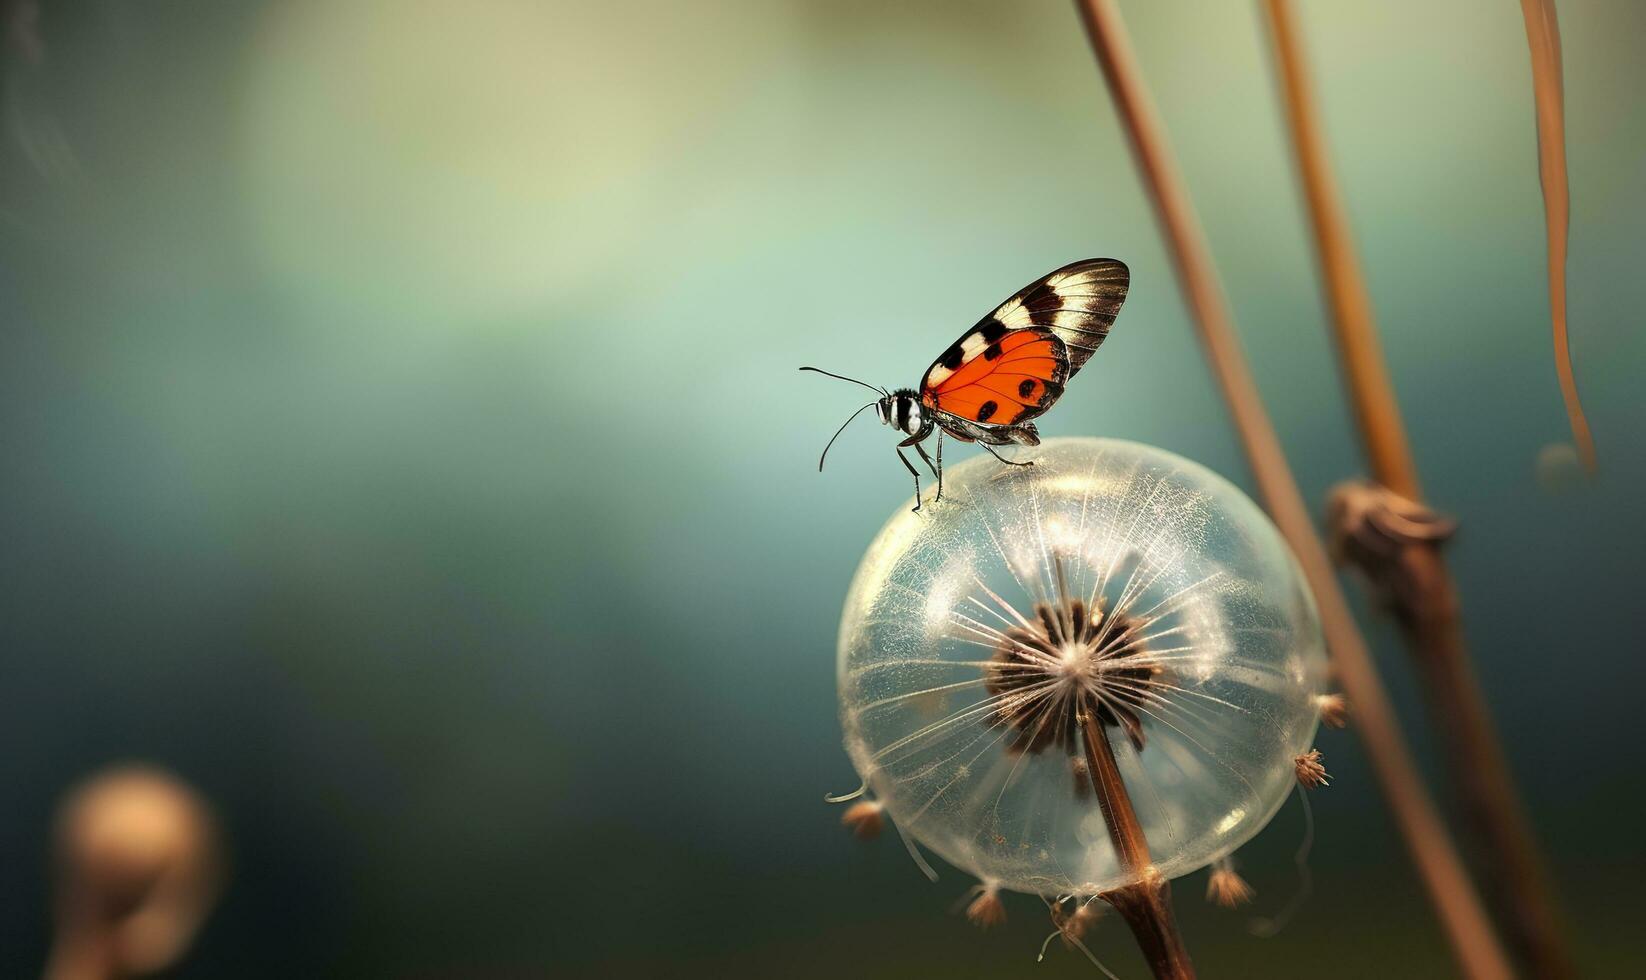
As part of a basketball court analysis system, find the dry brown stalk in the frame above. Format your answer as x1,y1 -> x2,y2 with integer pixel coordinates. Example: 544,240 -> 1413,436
1518,0 -> 1596,473
1071,1 -> 1512,976
1256,1 -> 1418,497
1261,2 -> 1576,975
1081,707 -> 1195,979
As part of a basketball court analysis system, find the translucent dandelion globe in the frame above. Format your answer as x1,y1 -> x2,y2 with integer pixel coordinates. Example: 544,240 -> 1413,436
838,437 -> 1328,897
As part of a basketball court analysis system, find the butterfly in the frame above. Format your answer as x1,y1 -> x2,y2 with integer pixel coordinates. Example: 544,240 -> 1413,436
803,258 -> 1129,510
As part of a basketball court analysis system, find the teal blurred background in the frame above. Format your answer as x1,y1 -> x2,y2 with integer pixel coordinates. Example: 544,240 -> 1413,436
2,0 -> 1642,976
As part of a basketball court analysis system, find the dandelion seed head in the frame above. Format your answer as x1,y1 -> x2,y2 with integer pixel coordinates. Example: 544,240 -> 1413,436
838,438 -> 1327,896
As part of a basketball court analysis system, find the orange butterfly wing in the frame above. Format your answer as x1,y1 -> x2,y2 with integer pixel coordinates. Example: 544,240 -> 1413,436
918,258 -> 1128,431
920,327 -> 1068,426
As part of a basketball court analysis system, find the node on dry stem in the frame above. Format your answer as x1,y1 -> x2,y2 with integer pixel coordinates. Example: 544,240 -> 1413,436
1326,481 -> 1457,624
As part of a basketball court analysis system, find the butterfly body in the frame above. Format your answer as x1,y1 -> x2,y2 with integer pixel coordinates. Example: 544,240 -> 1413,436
807,258 -> 1130,510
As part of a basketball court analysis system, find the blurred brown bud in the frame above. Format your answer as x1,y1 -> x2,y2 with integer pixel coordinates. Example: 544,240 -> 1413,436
46,766 -> 223,980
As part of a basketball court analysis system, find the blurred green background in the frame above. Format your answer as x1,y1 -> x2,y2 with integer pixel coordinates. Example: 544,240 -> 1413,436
2,0 -> 1642,976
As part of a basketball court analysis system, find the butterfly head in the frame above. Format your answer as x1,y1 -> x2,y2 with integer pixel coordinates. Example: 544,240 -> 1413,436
879,389 -> 924,436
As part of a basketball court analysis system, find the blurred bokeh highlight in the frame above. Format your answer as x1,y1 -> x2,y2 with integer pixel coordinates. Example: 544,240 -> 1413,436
1,1 -> 1642,976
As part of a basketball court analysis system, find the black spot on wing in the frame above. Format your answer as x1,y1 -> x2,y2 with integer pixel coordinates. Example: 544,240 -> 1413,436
939,344 -> 964,370
979,318 -> 1008,343
984,342 -> 1002,361
977,400 -> 998,422
1018,379 -> 1036,398
1019,282 -> 1062,323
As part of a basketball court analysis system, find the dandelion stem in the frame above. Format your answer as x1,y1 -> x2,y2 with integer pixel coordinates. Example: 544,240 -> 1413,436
1080,698 -> 1195,980
1261,2 -> 1576,975
1070,1 -> 1513,976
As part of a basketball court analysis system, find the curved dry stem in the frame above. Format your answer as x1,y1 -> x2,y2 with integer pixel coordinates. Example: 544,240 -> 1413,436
1518,0 -> 1596,473
1261,3 -> 1576,975
1071,1 -> 1512,977
1257,0 -> 1420,498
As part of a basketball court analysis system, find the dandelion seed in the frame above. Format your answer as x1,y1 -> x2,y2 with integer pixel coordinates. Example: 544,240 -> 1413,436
1051,896 -> 1106,947
1294,749 -> 1330,789
836,438 -> 1328,897
965,881 -> 1008,928
1206,857 -> 1255,908
1316,693 -> 1349,729
841,800 -> 884,840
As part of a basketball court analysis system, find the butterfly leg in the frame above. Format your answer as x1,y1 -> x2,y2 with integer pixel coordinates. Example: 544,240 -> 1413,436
895,446 -> 923,512
935,428 -> 944,501
981,442 -> 1034,467
911,440 -> 938,477
912,441 -> 943,505
912,438 -> 939,473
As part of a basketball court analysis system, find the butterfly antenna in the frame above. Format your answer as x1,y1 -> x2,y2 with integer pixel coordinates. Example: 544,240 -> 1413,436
799,366 -> 889,398
818,402 -> 878,472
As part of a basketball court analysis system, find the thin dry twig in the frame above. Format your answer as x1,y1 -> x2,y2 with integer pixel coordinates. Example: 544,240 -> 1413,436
1256,0 -> 1418,497
1070,2 -> 1512,977
1518,0 -> 1596,473
1260,3 -> 1576,975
